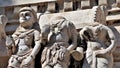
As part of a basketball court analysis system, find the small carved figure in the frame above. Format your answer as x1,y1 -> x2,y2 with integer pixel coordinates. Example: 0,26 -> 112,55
6,7 -> 41,68
40,16 -> 77,68
0,15 -> 9,68
0,15 -> 8,49
80,23 -> 116,68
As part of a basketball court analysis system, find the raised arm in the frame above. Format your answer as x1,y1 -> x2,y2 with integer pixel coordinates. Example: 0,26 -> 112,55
67,21 -> 77,52
30,30 -> 41,59
94,25 -> 116,55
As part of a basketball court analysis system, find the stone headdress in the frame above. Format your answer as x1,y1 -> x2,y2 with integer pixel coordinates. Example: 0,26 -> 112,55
19,7 -> 37,23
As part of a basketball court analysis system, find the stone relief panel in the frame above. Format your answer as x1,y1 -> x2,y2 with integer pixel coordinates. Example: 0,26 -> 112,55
0,0 -> 119,67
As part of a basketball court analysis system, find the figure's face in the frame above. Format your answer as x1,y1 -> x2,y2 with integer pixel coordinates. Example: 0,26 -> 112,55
19,11 -> 34,27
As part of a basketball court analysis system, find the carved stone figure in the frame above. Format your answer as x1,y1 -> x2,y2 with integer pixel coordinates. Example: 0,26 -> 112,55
0,15 -> 8,56
6,7 -> 41,68
80,23 -> 116,68
0,15 -> 9,68
40,16 -> 77,68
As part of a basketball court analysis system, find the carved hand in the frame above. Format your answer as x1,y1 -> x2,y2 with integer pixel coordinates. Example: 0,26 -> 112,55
93,49 -> 108,56
22,56 -> 33,66
6,35 -> 13,47
58,50 -> 65,60
19,33 -> 26,38
58,48 -> 70,61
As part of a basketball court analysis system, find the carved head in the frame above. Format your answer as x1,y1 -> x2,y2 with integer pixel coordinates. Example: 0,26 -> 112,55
50,16 -> 66,25
19,7 -> 37,28
41,25 -> 50,39
80,26 -> 94,41
0,15 -> 8,27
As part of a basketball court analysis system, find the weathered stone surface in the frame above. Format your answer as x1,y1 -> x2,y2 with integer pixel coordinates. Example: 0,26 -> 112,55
98,0 -> 108,6
46,1 -> 56,13
116,0 -> 120,7
81,0 -> 91,9
0,0 -> 120,68
113,62 -> 120,68
39,6 -> 106,29
107,14 -> 120,21
64,0 -> 73,11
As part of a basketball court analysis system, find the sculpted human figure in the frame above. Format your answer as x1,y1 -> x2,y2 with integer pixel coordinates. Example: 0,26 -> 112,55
40,16 -> 77,68
80,23 -> 116,68
6,7 -> 41,68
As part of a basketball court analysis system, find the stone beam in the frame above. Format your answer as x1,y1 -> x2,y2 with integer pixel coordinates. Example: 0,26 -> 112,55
107,14 -> 120,21
39,6 -> 106,29
0,0 -> 56,7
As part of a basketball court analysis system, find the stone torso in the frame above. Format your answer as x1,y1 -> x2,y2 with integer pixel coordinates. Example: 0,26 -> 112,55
14,30 -> 34,55
48,21 -> 69,46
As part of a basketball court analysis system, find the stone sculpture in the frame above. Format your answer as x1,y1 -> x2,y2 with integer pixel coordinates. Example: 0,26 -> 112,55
40,16 -> 77,68
6,7 -> 41,68
80,23 -> 116,68
0,15 -> 9,68
0,15 -> 8,55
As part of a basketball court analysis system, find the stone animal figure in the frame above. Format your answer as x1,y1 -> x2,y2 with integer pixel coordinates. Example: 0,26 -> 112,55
6,7 -> 41,68
80,24 -> 116,68
40,16 -> 77,68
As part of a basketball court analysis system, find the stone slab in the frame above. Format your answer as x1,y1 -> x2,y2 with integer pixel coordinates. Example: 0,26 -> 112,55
0,0 -> 56,7
107,14 -> 120,21
39,6 -> 106,29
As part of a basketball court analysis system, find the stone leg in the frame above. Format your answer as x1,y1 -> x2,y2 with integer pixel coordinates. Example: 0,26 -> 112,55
43,65 -> 52,68
20,59 -> 34,68
7,56 -> 20,68
54,63 -> 68,68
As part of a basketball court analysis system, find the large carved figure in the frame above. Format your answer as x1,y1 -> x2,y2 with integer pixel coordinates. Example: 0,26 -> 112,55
40,16 -> 77,68
6,7 -> 41,68
80,23 -> 116,68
